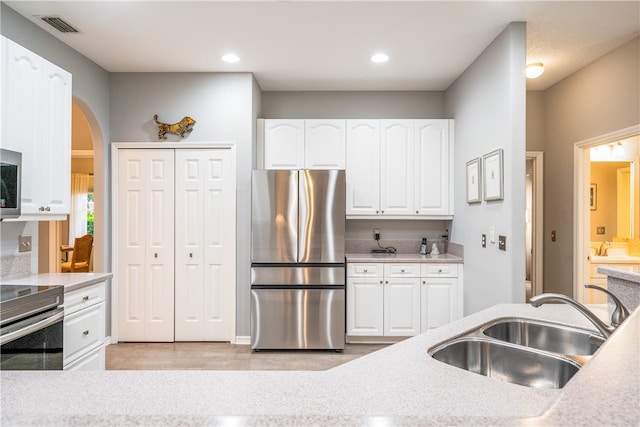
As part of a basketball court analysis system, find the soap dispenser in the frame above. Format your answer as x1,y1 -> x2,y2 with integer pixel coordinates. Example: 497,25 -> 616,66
419,238 -> 428,255
430,242 -> 440,256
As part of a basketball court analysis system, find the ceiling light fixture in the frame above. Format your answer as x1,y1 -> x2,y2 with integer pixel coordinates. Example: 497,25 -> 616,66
371,53 -> 389,63
526,62 -> 545,79
222,54 -> 240,63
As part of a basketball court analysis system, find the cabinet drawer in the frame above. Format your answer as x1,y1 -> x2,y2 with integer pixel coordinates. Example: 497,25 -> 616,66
64,345 -> 105,371
63,302 -> 105,365
421,263 -> 458,277
384,263 -> 420,277
64,282 -> 105,316
347,263 -> 384,278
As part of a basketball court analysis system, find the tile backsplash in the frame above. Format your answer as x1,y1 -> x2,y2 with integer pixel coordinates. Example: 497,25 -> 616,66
0,254 -> 31,279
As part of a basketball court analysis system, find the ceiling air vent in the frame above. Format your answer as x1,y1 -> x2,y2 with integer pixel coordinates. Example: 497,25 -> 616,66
40,16 -> 79,33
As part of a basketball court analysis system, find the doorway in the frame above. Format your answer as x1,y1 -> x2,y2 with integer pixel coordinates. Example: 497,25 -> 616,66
574,126 -> 640,303
38,98 -> 104,274
526,151 -> 544,301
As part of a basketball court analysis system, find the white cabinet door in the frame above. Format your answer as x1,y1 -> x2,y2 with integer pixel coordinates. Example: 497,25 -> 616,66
384,277 -> 421,336
421,277 -> 458,332
380,120 -> 414,215
2,37 -> 71,218
175,149 -> 236,341
346,120 -> 381,215
415,120 -> 451,215
263,119 -> 305,169
305,120 -> 346,169
347,277 -> 384,336
118,149 -> 175,342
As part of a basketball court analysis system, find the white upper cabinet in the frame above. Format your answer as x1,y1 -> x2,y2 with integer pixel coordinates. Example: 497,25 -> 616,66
346,120 -> 381,215
380,119 -> 415,216
305,119 -> 346,169
415,120 -> 453,216
346,119 -> 453,218
259,119 -> 346,170
1,36 -> 71,219
262,119 -> 305,169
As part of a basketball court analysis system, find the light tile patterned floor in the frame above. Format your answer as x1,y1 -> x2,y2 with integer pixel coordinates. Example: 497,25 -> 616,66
106,342 -> 387,371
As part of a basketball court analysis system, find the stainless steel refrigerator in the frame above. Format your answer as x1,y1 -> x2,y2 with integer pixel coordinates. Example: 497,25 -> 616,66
250,169 -> 345,350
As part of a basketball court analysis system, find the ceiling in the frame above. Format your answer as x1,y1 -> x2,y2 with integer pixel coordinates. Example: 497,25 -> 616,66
5,1 -> 639,91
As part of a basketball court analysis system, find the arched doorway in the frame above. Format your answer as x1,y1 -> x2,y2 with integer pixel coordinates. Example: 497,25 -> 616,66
39,97 -> 105,274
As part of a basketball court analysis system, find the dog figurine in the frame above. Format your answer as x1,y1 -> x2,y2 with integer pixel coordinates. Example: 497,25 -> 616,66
153,114 -> 196,140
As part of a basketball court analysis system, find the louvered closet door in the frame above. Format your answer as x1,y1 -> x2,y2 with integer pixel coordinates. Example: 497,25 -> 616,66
175,149 -> 236,341
118,149 -> 175,342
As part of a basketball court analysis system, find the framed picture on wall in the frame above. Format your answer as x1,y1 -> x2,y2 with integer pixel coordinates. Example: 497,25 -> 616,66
466,158 -> 482,203
590,184 -> 597,210
483,149 -> 504,201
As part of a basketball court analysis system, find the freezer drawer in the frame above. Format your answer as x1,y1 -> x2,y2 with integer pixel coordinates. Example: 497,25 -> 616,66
250,288 -> 345,350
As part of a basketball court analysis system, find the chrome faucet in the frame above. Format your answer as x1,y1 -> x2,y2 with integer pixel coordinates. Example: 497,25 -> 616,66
530,284 -> 629,338
598,241 -> 612,256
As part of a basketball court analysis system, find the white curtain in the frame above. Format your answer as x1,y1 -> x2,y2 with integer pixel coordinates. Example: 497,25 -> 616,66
69,173 -> 90,244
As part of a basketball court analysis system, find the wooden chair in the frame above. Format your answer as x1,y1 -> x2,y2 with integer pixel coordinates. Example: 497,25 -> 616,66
61,234 -> 93,272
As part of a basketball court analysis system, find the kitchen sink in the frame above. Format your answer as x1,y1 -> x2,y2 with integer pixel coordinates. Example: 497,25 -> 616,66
481,318 -> 605,356
428,317 -> 605,389
429,338 -> 581,389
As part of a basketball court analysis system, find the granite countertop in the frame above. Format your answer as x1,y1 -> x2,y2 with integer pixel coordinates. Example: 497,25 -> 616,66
0,272 -> 113,293
597,265 -> 640,283
2,303 -> 638,426
346,252 -> 463,263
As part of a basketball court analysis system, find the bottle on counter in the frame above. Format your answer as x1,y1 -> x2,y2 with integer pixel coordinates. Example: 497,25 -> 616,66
431,242 -> 440,255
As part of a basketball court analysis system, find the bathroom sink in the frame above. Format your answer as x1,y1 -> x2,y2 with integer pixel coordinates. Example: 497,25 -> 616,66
481,318 -> 605,356
429,338 -> 581,389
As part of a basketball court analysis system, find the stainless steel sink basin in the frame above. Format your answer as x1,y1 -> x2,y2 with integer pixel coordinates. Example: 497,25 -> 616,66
429,338 -> 581,389
481,318 -> 605,356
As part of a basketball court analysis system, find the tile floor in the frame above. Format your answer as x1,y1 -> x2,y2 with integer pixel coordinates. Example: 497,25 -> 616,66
106,342 -> 388,371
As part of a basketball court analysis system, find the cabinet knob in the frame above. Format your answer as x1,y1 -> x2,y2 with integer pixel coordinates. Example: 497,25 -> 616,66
39,206 -> 45,212
438,269 -> 443,273
363,268 -> 368,273
376,210 -> 379,214
154,253 -> 158,258
189,253 -> 193,258
385,280 -> 388,284
45,206 -> 51,212
423,280 -> 426,284
401,268 -> 405,273
416,210 -> 419,214
83,330 -> 89,336
82,296 -> 89,302
381,210 -> 384,214
380,280 -> 383,284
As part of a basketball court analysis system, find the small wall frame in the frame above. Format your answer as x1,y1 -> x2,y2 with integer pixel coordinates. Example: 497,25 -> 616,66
483,149 -> 504,201
466,157 -> 482,203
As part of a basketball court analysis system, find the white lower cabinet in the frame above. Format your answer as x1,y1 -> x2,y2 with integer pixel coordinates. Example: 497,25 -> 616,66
63,282 -> 106,370
347,262 -> 462,341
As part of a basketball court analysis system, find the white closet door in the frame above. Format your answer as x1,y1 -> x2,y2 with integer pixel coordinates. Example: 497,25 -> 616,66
175,149 -> 236,341
118,149 -> 175,342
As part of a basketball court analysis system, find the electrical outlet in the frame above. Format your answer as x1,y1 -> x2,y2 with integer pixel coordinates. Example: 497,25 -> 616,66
498,235 -> 506,251
596,226 -> 605,235
551,230 -> 556,242
18,235 -> 32,253
373,228 -> 381,240
481,234 -> 486,248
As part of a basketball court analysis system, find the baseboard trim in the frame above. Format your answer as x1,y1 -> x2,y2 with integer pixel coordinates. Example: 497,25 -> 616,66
235,335 -> 251,345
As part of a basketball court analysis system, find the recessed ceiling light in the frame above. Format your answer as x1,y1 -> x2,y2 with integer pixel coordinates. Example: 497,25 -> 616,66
371,53 -> 389,63
526,62 -> 545,79
222,54 -> 240,63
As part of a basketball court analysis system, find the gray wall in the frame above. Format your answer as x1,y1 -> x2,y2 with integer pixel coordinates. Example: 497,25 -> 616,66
444,22 -> 527,314
0,4 -> 110,274
541,37 -> 640,296
110,72 -> 256,337
526,91 -> 545,152
262,91 -> 446,119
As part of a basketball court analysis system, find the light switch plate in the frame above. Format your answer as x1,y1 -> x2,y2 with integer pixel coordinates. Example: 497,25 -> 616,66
18,235 -> 32,253
489,226 -> 496,243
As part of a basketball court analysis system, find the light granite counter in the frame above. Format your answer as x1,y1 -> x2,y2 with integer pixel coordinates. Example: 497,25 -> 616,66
0,272 -> 113,293
346,252 -> 463,263
2,303 -> 638,426
598,265 -> 640,314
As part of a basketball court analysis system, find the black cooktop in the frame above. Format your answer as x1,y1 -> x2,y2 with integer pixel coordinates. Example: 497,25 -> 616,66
0,284 -> 64,326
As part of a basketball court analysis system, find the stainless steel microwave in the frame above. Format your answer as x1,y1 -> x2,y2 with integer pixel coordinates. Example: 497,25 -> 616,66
0,148 -> 22,219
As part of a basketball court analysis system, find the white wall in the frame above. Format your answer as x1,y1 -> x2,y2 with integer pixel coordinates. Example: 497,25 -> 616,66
110,72 -> 256,337
444,22 -> 527,315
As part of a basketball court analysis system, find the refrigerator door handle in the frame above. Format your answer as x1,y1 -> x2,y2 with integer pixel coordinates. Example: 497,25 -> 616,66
298,170 -> 310,262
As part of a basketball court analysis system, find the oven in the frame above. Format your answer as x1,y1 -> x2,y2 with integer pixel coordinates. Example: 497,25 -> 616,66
0,284 -> 64,370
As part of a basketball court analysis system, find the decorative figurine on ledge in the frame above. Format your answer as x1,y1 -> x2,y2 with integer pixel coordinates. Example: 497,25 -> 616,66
153,114 -> 196,140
